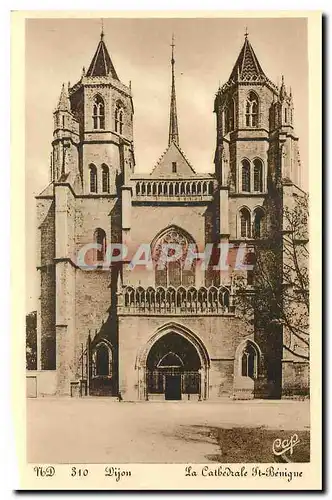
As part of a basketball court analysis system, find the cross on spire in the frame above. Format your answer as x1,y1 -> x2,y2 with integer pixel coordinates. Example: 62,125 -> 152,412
101,19 -> 104,40
171,33 -> 175,64
244,26 -> 249,38
168,33 -> 179,146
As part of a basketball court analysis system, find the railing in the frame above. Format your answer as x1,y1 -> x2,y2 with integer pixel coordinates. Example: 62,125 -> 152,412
118,285 -> 235,315
133,179 -> 215,200
147,370 -> 200,394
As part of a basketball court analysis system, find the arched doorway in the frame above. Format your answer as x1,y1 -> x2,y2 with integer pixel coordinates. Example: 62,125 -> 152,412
137,323 -> 209,401
89,340 -> 114,396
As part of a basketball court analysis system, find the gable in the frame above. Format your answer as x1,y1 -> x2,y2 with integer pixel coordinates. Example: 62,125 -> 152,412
150,142 -> 196,178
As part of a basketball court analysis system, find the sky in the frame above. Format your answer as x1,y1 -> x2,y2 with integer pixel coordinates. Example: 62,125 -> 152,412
25,17 -> 308,312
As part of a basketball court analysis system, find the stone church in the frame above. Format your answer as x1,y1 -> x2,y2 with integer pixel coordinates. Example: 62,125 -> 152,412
32,30 -> 308,400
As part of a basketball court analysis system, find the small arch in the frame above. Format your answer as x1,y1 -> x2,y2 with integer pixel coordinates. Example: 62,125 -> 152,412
241,159 -> 251,192
239,340 -> 260,379
89,164 -> 98,193
115,101 -> 125,135
157,352 -> 184,368
253,158 -> 263,192
239,207 -> 251,238
253,206 -> 265,239
94,228 -> 106,261
92,341 -> 112,377
92,94 -> 105,130
101,164 -> 110,193
245,91 -> 259,127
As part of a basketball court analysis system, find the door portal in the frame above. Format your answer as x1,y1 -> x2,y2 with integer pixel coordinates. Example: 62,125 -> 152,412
165,375 -> 182,400
146,332 -> 203,400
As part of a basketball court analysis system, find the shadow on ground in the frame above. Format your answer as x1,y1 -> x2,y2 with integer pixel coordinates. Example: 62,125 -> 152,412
167,425 -> 310,463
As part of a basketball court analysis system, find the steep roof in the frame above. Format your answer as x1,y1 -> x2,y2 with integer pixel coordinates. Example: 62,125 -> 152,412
228,36 -> 267,83
56,83 -> 70,112
86,34 -> 119,79
150,141 -> 196,178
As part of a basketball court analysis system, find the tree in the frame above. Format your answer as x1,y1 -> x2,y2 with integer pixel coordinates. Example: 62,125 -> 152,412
234,193 -> 309,361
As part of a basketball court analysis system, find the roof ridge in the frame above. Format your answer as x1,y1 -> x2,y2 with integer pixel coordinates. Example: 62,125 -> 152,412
173,142 -> 196,174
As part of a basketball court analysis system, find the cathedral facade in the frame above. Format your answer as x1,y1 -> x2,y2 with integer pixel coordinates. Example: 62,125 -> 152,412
33,31 -> 309,400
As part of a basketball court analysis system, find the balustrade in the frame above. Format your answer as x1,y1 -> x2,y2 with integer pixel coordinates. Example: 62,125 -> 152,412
118,285 -> 234,315
134,179 -> 215,199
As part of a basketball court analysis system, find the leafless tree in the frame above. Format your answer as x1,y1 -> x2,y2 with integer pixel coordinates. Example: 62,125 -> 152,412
234,193 -> 309,361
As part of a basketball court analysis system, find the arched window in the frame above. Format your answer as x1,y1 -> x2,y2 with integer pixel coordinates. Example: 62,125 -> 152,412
229,98 -> 235,131
241,342 -> 259,378
102,164 -> 110,193
89,164 -> 97,193
94,228 -> 106,262
92,95 -> 105,130
253,159 -> 263,192
152,227 -> 196,287
224,105 -> 230,134
224,98 -> 235,133
245,92 -> 259,127
253,207 -> 265,239
241,159 -> 251,192
240,208 -> 251,238
92,343 -> 112,377
115,103 -> 124,135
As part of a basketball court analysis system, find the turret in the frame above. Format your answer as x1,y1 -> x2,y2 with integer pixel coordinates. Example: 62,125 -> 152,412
52,83 -> 79,181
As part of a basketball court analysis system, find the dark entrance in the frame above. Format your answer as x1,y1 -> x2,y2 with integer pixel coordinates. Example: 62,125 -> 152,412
146,332 -> 201,400
165,374 -> 182,400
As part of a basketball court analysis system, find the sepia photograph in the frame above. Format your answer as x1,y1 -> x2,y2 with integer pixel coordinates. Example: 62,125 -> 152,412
15,11 -> 321,488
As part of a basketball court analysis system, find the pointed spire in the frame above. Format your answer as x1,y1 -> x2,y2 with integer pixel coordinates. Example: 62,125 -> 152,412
168,34 -> 179,146
101,19 -> 104,41
279,74 -> 287,100
57,83 -> 70,111
86,31 -> 119,79
228,34 -> 267,83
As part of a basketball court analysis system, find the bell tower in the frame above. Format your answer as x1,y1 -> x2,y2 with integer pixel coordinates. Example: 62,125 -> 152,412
68,29 -> 135,195
214,31 -> 279,193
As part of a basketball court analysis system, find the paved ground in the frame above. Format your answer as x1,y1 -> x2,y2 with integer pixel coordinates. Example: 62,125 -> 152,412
27,399 -> 310,464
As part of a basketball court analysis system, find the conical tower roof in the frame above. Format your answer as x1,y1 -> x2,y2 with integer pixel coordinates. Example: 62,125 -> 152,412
86,32 -> 119,79
228,34 -> 267,83
56,83 -> 70,111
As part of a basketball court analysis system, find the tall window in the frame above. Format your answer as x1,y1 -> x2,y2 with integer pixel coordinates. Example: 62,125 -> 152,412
102,164 -> 110,193
115,104 -> 124,134
94,228 -> 106,262
241,342 -> 259,378
240,208 -> 251,238
152,227 -> 196,287
89,164 -> 97,193
93,95 -> 105,130
224,105 -> 230,134
241,159 -> 251,192
245,92 -> 259,127
253,207 -> 265,239
224,98 -> 235,133
172,162 -> 177,173
92,343 -> 112,377
253,159 -> 263,192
